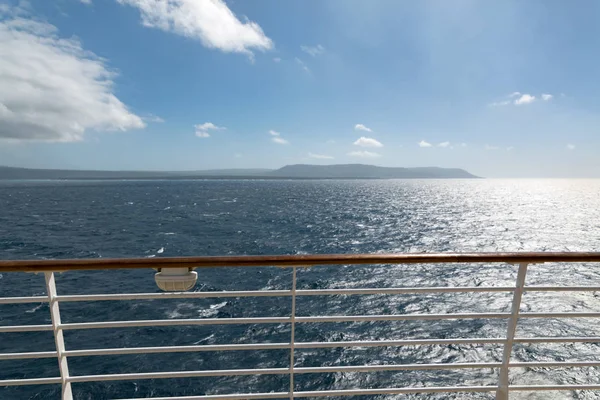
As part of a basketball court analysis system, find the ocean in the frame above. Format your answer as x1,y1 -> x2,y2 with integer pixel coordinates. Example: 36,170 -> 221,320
1,179 -> 600,399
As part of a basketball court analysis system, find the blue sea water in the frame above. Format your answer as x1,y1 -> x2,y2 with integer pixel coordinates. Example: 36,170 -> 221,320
1,179 -> 600,399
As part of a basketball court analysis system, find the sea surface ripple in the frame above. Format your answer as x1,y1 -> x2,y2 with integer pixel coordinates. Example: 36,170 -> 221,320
1,179 -> 600,399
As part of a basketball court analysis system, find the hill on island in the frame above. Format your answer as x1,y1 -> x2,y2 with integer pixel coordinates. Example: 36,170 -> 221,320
270,164 -> 478,179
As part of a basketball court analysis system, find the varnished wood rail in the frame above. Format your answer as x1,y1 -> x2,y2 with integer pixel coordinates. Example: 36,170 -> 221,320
2,252 -> 600,272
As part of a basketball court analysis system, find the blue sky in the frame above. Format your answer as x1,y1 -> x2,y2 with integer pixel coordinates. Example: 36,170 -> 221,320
1,0 -> 599,177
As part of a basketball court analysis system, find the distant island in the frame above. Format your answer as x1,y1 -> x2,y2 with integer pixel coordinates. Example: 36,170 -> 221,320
271,164 -> 478,179
0,164 -> 480,180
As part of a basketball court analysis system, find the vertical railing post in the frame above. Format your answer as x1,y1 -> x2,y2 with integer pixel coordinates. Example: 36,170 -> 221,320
496,262 -> 528,400
289,266 -> 297,399
45,272 -> 73,400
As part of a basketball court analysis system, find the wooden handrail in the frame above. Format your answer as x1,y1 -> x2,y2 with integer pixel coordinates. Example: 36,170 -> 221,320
1,252 -> 600,272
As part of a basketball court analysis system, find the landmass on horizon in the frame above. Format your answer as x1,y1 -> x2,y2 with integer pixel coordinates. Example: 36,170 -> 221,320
0,164 -> 479,180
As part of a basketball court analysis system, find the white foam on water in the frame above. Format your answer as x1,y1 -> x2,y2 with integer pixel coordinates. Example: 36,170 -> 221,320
25,303 -> 43,314
193,333 -> 215,345
198,301 -> 228,318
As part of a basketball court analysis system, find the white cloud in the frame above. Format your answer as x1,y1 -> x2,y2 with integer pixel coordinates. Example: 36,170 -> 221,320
491,92 -> 552,107
567,144 -> 575,150
506,146 -> 514,151
272,136 -> 288,145
80,0 -> 92,4
194,122 -> 225,138
144,114 -> 165,123
234,153 -> 242,158
347,150 -> 381,158
117,0 -> 273,56
353,136 -> 383,148
308,152 -> 334,160
325,139 -> 336,144
514,94 -> 536,105
354,124 -> 372,132
485,144 -> 500,150
438,141 -> 450,148
460,143 -> 467,147
489,100 -> 511,107
418,140 -> 432,148
196,122 -> 225,131
295,57 -> 309,73
269,129 -> 289,144
300,44 -> 325,57
0,9 -> 144,142
273,57 -> 281,63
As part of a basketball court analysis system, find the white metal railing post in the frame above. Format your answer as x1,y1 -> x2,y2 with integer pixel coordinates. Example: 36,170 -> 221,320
45,272 -> 73,400
497,263 -> 528,400
289,266 -> 298,399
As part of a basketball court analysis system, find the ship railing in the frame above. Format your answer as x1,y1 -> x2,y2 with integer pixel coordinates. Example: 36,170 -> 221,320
2,253 -> 600,399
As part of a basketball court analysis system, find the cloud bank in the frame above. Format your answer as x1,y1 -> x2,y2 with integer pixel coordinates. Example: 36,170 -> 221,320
0,9 -> 144,142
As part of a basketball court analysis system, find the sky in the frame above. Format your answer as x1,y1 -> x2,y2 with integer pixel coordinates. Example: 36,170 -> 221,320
1,0 -> 600,177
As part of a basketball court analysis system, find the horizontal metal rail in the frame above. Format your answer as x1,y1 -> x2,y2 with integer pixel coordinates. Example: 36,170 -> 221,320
5,284 -> 600,305
3,252 -> 600,400
117,394 -> 293,400
0,377 -> 62,386
115,386 -> 500,400
6,336 -> 600,361
510,385 -> 600,391
0,312 -> 514,334
514,336 -> 600,343
524,286 -> 600,292
117,394 -> 290,400
65,343 -> 291,357
55,286 -> 512,302
0,296 -> 48,304
293,387 -> 498,396
58,317 -> 290,330
68,368 -> 290,383
113,385 -> 600,400
296,337 -> 506,348
299,287 -> 513,295
295,313 -> 511,322
57,313 -> 509,331
0,324 -> 53,333
520,312 -> 600,318
62,361 -> 600,385
6,338 -> 507,360
510,361 -> 600,368
67,363 -> 503,385
0,351 -> 57,360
